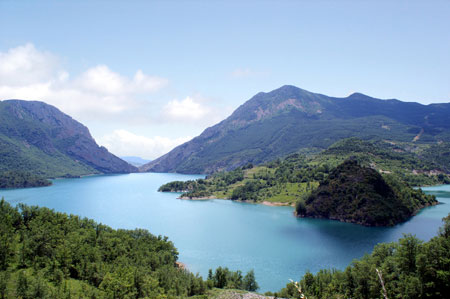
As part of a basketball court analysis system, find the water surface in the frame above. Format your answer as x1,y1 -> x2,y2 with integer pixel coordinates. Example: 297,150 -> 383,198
2,174 -> 449,292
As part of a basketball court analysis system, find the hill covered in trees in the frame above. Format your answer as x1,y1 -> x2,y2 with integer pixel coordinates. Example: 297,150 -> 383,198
142,85 -> 450,174
0,200 -> 258,298
295,160 -> 437,226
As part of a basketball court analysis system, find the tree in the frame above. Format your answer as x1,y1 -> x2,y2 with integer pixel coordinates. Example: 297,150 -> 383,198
243,269 -> 259,291
16,270 -> 30,299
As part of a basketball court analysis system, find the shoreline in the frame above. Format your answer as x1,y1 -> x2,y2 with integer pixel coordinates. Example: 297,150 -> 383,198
177,195 -> 217,200
164,180 -> 445,210
261,200 -> 295,207
176,193 -> 295,207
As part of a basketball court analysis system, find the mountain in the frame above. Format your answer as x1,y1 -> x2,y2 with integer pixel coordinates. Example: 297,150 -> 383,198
0,100 -> 137,177
141,85 -> 450,174
295,159 -> 437,226
120,156 -> 151,167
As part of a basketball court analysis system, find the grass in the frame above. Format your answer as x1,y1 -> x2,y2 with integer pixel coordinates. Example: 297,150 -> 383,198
263,182 -> 319,204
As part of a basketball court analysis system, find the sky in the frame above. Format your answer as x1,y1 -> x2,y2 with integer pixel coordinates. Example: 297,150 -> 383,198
0,0 -> 449,160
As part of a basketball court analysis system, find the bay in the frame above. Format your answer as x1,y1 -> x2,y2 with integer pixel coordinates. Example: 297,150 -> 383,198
1,173 -> 449,292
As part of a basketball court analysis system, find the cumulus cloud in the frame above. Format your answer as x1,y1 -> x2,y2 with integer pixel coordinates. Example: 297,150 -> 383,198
0,43 -> 61,86
75,66 -> 168,95
0,43 -> 168,121
97,129 -> 192,159
132,70 -> 168,92
162,96 -> 210,120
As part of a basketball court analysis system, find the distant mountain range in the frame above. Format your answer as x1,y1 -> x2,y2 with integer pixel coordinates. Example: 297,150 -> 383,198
120,156 -> 151,167
141,85 -> 450,174
0,100 -> 137,178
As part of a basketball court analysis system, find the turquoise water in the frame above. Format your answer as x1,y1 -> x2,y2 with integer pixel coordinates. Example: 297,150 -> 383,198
1,173 -> 449,292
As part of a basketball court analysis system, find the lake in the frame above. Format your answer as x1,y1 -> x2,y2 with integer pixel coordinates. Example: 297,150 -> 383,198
1,173 -> 449,292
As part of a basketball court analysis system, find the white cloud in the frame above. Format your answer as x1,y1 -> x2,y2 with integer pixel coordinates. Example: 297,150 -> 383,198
0,43 -> 168,121
75,66 -> 168,95
76,65 -> 127,95
0,43 -> 60,86
133,70 -> 168,92
162,96 -> 210,120
97,129 -> 191,159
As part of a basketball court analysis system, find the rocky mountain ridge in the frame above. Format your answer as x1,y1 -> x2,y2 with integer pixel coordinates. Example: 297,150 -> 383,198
0,99 -> 137,177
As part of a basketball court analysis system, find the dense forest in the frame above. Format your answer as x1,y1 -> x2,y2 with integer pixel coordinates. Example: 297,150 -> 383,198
271,214 -> 450,299
296,159 -> 437,226
295,160 -> 437,226
0,199 -> 257,298
0,171 -> 52,189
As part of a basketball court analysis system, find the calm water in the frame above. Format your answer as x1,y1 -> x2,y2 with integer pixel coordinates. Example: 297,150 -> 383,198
1,173 -> 449,292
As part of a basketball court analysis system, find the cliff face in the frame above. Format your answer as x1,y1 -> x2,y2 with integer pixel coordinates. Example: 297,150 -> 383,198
141,85 -> 450,174
0,100 -> 137,177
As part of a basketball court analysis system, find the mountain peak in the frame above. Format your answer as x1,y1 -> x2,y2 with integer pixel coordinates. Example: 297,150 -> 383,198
346,92 -> 373,99
268,85 -> 315,97
226,85 -> 325,125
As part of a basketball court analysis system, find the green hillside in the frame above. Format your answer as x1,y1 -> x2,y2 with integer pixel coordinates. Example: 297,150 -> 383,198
0,134 -> 97,178
314,138 -> 450,186
142,85 -> 450,174
295,160 -> 436,226
159,138 -> 449,204
0,100 -> 136,180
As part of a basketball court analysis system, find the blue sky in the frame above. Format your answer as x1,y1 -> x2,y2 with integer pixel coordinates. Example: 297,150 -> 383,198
1,0 -> 449,159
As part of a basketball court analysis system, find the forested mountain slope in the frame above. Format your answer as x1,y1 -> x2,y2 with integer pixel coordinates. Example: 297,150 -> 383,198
0,100 -> 137,178
142,85 -> 450,174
